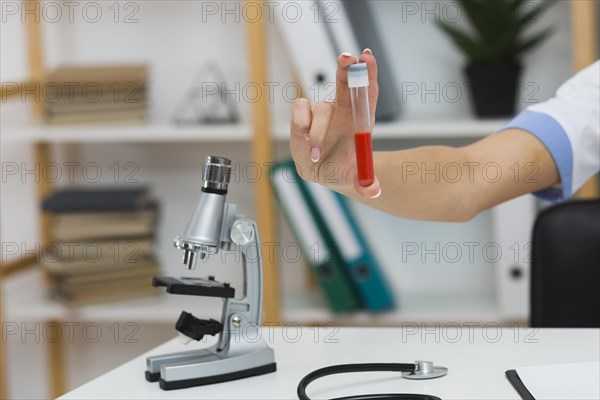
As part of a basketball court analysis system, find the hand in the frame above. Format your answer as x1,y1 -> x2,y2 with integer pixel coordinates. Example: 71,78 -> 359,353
289,50 -> 381,198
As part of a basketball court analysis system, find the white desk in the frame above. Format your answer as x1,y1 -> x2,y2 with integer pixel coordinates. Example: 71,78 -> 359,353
60,327 -> 599,399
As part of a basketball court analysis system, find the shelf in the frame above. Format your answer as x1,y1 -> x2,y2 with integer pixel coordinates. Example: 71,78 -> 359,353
2,103 -> 508,143
282,290 -> 502,326
2,268 -> 222,323
0,102 -> 250,143
5,122 -> 253,143
4,267 -> 502,325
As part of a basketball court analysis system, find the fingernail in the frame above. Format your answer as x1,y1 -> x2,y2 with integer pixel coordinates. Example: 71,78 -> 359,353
310,147 -> 321,163
303,132 -> 310,141
370,188 -> 382,199
363,48 -> 373,55
341,52 -> 352,58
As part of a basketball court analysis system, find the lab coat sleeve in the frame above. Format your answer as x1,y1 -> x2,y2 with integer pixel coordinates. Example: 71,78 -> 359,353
499,60 -> 600,202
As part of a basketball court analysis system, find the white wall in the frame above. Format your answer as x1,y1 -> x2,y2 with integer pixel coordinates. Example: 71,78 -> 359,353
372,0 -> 572,120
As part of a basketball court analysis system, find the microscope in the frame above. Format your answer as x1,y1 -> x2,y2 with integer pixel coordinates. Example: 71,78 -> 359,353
145,156 -> 276,390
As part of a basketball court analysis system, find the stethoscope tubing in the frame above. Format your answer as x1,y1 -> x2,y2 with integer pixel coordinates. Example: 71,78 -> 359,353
297,363 -> 442,400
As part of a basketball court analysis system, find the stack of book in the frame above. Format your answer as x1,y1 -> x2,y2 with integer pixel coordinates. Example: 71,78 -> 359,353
44,64 -> 148,124
41,187 -> 161,305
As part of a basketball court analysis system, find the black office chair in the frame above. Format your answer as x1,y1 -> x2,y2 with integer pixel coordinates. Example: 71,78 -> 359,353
530,199 -> 600,327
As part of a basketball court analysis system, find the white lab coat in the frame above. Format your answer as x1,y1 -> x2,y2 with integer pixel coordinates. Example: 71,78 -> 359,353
502,60 -> 600,201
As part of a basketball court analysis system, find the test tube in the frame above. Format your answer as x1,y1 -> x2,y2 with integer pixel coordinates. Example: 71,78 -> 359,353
348,63 -> 373,186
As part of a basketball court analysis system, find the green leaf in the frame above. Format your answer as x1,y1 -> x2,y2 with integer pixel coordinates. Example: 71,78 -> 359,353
516,27 -> 555,55
437,21 -> 493,63
468,1 -> 509,45
514,0 -> 556,39
437,0 -> 556,62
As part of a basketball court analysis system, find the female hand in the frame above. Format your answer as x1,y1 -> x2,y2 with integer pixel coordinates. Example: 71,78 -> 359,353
289,50 -> 382,198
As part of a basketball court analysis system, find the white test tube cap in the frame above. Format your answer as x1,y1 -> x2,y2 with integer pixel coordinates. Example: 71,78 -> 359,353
347,63 -> 369,88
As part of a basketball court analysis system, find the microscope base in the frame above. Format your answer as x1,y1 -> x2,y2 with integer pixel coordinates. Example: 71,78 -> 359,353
146,341 -> 276,390
160,362 -> 276,390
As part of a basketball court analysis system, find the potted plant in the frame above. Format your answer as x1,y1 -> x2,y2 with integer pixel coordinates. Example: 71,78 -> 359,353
437,0 -> 555,117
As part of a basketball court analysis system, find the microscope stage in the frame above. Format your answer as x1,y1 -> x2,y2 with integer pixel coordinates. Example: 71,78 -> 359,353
152,276 -> 235,298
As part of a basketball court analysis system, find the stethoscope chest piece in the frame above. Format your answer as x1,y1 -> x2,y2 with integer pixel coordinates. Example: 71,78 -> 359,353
402,361 -> 448,380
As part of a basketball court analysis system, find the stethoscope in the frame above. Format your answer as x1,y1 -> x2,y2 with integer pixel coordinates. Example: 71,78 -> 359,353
297,361 -> 448,400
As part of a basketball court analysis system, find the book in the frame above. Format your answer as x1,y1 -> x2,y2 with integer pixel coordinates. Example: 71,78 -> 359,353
52,260 -> 160,288
53,283 -> 160,306
303,181 -> 395,312
271,161 -> 360,313
338,1 -> 401,121
41,186 -> 161,305
42,187 -> 153,213
48,255 -> 161,305
45,65 -> 148,93
46,101 -> 146,115
43,64 -> 148,125
50,210 -> 157,241
45,90 -> 148,109
43,238 -> 155,273
52,209 -> 156,226
45,110 -> 146,125
273,1 -> 337,103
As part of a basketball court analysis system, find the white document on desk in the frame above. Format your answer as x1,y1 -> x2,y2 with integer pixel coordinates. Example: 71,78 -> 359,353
516,361 -> 600,399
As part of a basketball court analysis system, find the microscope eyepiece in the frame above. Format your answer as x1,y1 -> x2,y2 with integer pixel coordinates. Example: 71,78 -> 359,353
202,156 -> 231,194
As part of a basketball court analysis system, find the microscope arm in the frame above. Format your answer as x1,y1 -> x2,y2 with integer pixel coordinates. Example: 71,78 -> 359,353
216,204 -> 264,351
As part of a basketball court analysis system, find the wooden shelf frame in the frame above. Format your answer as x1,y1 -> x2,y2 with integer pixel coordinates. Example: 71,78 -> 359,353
245,2 -> 281,325
1,0 -> 282,397
571,0 -> 599,198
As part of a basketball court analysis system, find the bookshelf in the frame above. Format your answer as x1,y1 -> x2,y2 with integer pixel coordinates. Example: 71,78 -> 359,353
4,121 -> 509,142
2,1 -> 281,398
5,266 -> 501,326
2,102 -> 507,142
5,269 -> 502,327
1,93 -> 509,327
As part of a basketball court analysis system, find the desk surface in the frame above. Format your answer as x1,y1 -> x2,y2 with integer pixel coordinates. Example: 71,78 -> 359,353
60,327 -> 599,400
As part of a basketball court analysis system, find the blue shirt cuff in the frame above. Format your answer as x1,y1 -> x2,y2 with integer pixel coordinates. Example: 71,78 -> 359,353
499,110 -> 573,202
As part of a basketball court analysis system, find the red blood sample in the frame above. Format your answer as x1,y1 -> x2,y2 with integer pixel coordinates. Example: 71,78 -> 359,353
354,131 -> 374,186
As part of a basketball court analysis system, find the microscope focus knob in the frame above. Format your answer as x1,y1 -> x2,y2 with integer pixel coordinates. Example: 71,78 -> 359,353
175,311 -> 223,342
230,220 -> 255,245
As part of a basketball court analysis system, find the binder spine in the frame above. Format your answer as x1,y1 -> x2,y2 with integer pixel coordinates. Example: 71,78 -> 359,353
305,182 -> 395,312
271,162 -> 360,313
